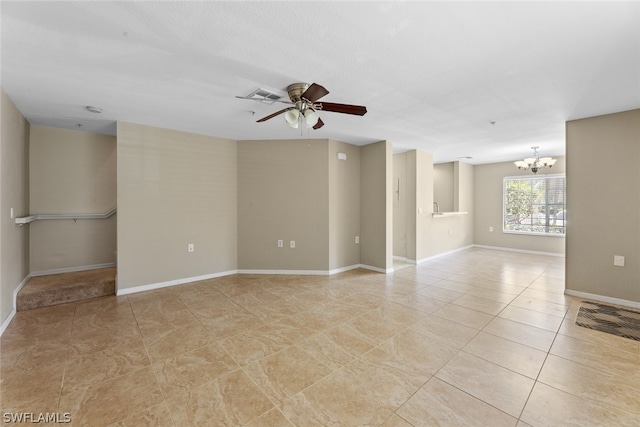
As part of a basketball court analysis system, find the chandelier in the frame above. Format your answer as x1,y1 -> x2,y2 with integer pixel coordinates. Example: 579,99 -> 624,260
514,146 -> 557,174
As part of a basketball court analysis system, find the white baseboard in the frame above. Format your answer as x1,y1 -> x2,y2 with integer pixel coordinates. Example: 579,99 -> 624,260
414,245 -> 475,265
237,269 -> 330,276
564,289 -> 640,310
393,256 -> 417,264
472,244 -> 565,258
360,264 -> 394,274
237,264 -> 362,276
1,274 -> 31,337
30,262 -> 116,277
116,270 -> 238,296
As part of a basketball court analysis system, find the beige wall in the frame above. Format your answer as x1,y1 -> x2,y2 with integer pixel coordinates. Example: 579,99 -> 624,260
29,126 -> 116,272
328,140 -> 361,270
117,122 -> 237,290
392,153 -> 408,258
434,163 -> 454,212
237,139 -> 330,271
473,157 -> 566,254
0,91 -> 30,326
566,109 -> 640,303
360,141 -> 393,271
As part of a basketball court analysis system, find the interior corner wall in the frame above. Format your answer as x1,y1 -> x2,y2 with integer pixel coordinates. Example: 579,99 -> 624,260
473,157 -> 566,254
434,162 -> 454,213
360,140 -> 393,271
29,126 -> 116,273
237,139 -> 330,272
116,122 -> 237,291
393,153 -> 408,259
328,140 -> 360,271
566,109 -> 640,304
0,90 -> 30,326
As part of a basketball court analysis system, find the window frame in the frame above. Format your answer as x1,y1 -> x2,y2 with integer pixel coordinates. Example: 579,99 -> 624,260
502,173 -> 566,237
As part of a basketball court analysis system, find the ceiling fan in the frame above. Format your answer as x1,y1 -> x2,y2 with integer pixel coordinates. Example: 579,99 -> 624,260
236,82 -> 367,130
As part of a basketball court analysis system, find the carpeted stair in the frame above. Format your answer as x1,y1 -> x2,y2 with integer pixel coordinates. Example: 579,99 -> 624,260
17,267 -> 116,311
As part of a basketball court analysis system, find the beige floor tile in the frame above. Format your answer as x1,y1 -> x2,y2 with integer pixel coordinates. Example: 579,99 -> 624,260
521,382 -> 640,427
538,354 -> 640,414
482,316 -> 556,352
62,339 -> 150,396
433,304 -> 495,330
205,310 -> 264,341
0,362 -> 65,413
298,320 -> 385,370
509,295 -> 569,317
520,287 -> 573,305
342,329 -> 458,410
451,294 -> 508,315
219,324 -> 294,366
397,377 -> 517,427
436,352 -> 534,417
498,305 -> 563,332
416,284 -> 465,302
463,332 -> 547,378
3,248 -> 636,426
550,333 -> 640,382
143,323 -> 214,363
409,314 -> 480,348
0,333 -> 69,371
337,292 -> 385,309
428,279 -> 476,294
3,303 -> 75,342
109,401 -> 174,427
228,287 -> 282,310
381,413 -> 414,427
347,303 -> 425,344
280,370 -> 394,426
166,369 -> 274,426
152,342 -> 239,402
462,286 -> 519,304
69,325 -> 144,356
243,345 -> 333,405
245,408 -> 294,426
390,292 -> 448,314
59,366 -> 164,426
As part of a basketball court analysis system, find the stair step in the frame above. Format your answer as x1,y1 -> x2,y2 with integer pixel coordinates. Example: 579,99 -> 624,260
17,267 -> 116,311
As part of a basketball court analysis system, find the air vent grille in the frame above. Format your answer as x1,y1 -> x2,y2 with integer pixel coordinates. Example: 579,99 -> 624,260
247,88 -> 282,102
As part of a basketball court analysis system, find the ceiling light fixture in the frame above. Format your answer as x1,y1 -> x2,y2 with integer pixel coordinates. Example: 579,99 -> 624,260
85,106 -> 102,114
514,146 -> 556,174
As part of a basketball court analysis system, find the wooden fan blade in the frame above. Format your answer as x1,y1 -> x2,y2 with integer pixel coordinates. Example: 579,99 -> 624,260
313,118 -> 324,130
301,83 -> 329,102
256,108 -> 291,122
319,102 -> 367,116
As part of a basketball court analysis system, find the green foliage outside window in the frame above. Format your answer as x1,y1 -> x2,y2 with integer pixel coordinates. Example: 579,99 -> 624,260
503,175 -> 565,235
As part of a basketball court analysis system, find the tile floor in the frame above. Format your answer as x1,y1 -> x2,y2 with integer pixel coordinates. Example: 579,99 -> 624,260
1,248 -> 639,426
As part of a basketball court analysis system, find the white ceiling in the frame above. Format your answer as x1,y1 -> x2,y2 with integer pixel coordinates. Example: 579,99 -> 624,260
1,1 -> 639,164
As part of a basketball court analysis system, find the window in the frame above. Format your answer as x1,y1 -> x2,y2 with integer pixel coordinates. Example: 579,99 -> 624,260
503,174 -> 566,236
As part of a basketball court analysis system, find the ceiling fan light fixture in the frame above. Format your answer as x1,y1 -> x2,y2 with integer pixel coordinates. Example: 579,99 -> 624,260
285,109 -> 299,125
304,109 -> 319,127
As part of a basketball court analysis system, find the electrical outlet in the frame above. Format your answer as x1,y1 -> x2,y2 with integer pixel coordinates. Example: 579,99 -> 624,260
614,255 -> 625,267
290,240 -> 296,248
277,240 -> 283,248
489,226 -> 494,232
355,236 -> 359,244
188,243 -> 195,252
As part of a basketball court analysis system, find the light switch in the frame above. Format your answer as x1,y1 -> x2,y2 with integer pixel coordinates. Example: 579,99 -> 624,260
614,255 -> 625,267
